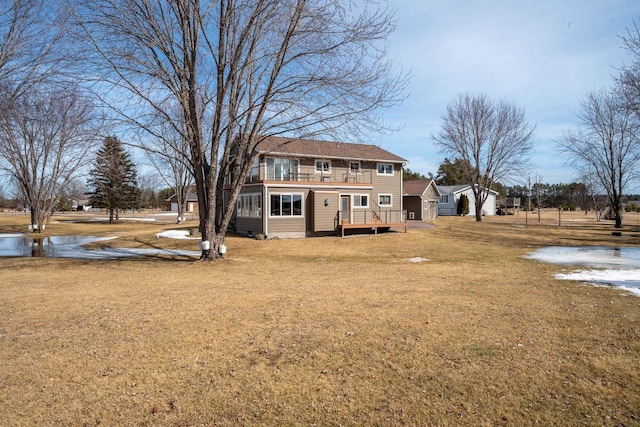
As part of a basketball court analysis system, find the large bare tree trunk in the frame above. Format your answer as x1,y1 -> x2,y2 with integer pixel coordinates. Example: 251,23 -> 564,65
75,0 -> 407,261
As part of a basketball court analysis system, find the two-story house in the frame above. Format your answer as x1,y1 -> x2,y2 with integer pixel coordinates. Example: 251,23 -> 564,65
232,136 -> 407,238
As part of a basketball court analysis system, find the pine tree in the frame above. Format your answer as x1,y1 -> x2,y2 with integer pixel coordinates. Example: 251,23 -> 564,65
88,136 -> 140,223
457,194 -> 470,216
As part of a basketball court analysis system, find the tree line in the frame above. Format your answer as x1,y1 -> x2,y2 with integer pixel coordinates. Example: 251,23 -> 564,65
405,157 -> 640,213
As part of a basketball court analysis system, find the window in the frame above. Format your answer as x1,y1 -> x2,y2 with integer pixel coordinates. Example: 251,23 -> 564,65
377,163 -> 393,175
315,160 -> 331,173
266,157 -> 299,181
353,194 -> 368,208
439,194 -> 449,204
270,193 -> 303,217
378,194 -> 392,206
349,162 -> 360,173
237,194 -> 262,217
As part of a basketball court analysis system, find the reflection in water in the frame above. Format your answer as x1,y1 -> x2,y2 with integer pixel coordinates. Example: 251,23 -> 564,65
0,234 -> 200,260
0,235 -> 92,258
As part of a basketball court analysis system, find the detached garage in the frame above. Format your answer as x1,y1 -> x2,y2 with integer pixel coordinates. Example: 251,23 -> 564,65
403,179 -> 440,221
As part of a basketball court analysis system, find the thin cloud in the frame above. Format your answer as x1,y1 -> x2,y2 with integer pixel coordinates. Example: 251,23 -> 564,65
384,0 -> 638,185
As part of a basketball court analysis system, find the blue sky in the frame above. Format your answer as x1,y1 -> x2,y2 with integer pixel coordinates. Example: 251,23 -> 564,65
375,0 -> 638,185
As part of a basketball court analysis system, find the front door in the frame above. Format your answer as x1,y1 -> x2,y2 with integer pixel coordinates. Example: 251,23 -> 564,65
340,196 -> 350,224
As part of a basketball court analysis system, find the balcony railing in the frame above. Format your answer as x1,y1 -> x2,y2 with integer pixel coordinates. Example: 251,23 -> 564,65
262,170 -> 372,184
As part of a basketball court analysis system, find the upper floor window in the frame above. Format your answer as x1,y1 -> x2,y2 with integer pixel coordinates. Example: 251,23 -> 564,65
266,157 -> 299,181
315,160 -> 331,173
439,194 -> 449,204
349,162 -> 361,173
377,163 -> 393,175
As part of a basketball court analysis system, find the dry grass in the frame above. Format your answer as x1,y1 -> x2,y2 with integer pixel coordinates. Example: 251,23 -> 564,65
1,210 -> 639,426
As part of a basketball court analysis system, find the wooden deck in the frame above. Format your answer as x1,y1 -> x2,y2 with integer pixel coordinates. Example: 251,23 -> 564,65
337,221 -> 407,237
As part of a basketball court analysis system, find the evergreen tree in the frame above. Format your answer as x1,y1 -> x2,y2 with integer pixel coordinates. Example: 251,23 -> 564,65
88,136 -> 140,223
435,158 -> 472,186
457,193 -> 470,216
403,168 -> 431,181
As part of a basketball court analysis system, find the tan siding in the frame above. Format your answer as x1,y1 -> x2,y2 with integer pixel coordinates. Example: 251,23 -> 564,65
424,186 -> 440,220
312,191 -> 339,232
370,162 -> 403,209
267,217 -> 306,235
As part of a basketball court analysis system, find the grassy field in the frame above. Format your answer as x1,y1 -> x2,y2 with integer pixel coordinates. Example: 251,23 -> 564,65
1,210 -> 639,426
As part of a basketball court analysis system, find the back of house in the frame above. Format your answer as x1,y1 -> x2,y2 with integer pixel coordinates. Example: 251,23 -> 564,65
230,136 -> 407,238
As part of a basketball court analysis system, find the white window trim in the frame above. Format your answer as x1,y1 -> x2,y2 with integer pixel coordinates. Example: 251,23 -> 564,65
378,194 -> 392,207
376,163 -> 394,176
315,159 -> 331,173
268,192 -> 305,218
352,194 -> 369,208
349,161 -> 361,173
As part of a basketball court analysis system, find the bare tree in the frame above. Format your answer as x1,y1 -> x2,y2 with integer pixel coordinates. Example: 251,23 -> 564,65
558,87 -> 640,228
137,172 -> 161,210
140,115 -> 194,223
619,20 -> 640,116
0,84 -> 101,230
62,177 -> 89,210
0,0 -> 64,119
73,0 -> 407,260
433,93 -> 536,221
579,171 -> 604,220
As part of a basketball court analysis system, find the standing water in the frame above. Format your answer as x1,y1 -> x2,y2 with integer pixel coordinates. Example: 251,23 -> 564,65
525,246 -> 640,296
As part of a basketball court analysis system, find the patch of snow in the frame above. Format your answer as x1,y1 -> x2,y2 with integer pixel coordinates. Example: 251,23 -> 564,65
555,269 -> 640,296
0,233 -> 26,238
155,230 -> 199,240
526,246 -> 640,297
407,257 -> 429,263
73,247 -> 201,260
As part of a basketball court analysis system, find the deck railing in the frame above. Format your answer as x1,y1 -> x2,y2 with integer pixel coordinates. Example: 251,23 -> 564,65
262,170 -> 372,184
336,209 -> 407,226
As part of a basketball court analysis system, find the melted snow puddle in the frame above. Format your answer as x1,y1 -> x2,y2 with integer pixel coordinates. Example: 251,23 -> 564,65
0,234 -> 199,260
525,246 -> 640,296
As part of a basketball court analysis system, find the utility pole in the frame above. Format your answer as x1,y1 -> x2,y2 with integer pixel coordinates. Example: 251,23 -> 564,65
526,177 -> 531,225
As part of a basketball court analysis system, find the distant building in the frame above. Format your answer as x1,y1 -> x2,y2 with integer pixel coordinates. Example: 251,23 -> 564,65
403,179 -> 440,221
165,193 -> 199,212
438,185 -> 498,216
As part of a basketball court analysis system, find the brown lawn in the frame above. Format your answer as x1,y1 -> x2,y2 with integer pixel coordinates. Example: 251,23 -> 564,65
0,209 -> 639,426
